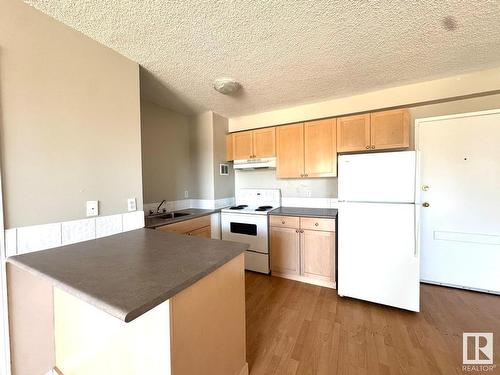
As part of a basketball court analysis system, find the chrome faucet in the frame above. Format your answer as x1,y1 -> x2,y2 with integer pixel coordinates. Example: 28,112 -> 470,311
156,200 -> 167,213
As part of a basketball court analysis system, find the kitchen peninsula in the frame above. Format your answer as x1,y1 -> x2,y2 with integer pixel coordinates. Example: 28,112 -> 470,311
6,229 -> 248,375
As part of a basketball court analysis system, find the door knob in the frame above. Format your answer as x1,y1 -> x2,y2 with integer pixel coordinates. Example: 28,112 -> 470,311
422,202 -> 430,208
422,185 -> 430,191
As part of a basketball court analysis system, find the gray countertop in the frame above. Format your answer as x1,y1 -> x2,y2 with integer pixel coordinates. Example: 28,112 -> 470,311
7,228 -> 248,322
145,208 -> 220,229
270,206 -> 338,218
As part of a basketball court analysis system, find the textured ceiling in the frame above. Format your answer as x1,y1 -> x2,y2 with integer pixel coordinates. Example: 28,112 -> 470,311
25,0 -> 500,117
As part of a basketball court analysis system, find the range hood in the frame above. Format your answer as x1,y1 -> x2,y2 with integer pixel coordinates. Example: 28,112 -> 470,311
233,157 -> 276,170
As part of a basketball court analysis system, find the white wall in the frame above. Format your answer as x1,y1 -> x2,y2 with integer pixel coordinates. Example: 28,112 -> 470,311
229,66 -> 500,131
233,94 -> 500,200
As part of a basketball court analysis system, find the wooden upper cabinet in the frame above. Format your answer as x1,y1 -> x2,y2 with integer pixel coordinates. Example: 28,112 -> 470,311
225,134 -> 234,161
370,109 -> 410,150
304,119 -> 337,177
253,127 -> 276,158
276,123 -> 304,178
230,127 -> 276,160
336,114 -> 371,152
232,131 -> 253,160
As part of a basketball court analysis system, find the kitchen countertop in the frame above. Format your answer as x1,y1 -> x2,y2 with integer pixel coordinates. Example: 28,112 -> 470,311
7,228 -> 248,322
145,208 -> 221,229
270,206 -> 338,218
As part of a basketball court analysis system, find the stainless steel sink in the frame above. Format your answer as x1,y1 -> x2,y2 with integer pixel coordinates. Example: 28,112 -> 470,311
146,211 -> 191,220
156,212 -> 190,219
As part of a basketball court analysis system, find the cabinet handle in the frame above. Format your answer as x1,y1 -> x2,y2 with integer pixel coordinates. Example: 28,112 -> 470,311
281,220 -> 285,224
295,229 -> 299,233
300,230 -> 304,233
314,222 -> 319,227
371,145 -> 375,149
365,146 -> 370,149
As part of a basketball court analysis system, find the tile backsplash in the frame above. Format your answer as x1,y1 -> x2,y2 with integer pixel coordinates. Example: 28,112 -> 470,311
4,211 -> 145,257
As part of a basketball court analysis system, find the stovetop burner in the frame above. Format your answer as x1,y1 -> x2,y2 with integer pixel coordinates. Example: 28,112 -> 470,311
255,205 -> 273,212
229,205 -> 248,210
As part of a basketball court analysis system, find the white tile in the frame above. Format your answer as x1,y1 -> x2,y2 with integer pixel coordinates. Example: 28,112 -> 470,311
17,223 -> 62,254
281,197 -> 331,208
96,214 -> 123,238
173,199 -> 191,210
191,199 -> 216,209
122,211 -> 145,232
214,197 -> 234,208
5,229 -> 17,257
62,218 -> 96,245
329,198 -> 339,208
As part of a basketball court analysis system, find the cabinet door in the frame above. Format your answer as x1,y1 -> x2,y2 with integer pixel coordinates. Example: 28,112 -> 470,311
189,225 -> 211,238
337,114 -> 370,152
232,131 -> 253,160
370,109 -> 409,150
270,226 -> 300,275
226,134 -> 234,161
304,119 -> 337,177
276,123 -> 304,178
301,230 -> 335,282
252,127 -> 276,158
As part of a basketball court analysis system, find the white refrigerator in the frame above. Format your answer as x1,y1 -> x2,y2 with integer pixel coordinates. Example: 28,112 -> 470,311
337,151 -> 420,312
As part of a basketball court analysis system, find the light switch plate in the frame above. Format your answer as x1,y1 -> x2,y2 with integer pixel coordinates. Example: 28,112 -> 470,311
86,200 -> 99,217
127,198 -> 137,212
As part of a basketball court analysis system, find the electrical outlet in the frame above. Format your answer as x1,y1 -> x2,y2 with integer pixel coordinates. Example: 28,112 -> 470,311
86,201 -> 99,217
127,198 -> 137,212
184,190 -> 189,198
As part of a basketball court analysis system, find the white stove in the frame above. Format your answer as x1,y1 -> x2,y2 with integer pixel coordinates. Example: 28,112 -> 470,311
221,189 -> 281,274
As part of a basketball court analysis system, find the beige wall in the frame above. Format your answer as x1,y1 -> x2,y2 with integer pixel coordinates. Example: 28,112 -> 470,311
229,66 -> 500,131
0,0 -> 143,228
234,94 -> 500,199
141,101 -> 191,203
189,112 -> 214,200
212,113 -> 235,200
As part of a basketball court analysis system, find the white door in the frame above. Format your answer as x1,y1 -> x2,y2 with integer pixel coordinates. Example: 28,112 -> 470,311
338,202 -> 419,311
417,110 -> 500,293
338,151 -> 416,203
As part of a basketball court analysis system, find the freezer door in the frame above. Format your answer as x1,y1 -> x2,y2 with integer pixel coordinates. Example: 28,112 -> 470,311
338,202 -> 419,311
338,151 -> 416,203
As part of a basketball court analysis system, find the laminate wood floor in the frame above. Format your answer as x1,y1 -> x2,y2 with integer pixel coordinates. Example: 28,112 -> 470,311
245,272 -> 500,375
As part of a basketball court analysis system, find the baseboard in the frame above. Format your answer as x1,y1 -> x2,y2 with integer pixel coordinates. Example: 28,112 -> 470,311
272,272 -> 336,289
421,279 -> 499,295
238,362 -> 249,375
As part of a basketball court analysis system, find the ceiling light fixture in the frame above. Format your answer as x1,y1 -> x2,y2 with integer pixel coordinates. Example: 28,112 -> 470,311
213,78 -> 241,95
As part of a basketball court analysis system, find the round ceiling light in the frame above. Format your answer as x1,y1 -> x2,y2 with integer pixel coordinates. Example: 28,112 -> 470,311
213,78 -> 241,95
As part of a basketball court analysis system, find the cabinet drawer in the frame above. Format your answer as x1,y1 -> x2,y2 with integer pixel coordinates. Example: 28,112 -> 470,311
157,215 -> 211,234
300,217 -> 335,232
270,215 -> 299,229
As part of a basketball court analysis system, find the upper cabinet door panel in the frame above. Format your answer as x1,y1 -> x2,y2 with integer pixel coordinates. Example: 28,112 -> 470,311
276,123 -> 304,178
304,119 -> 337,177
337,114 -> 371,152
226,134 -> 234,161
232,131 -> 253,160
253,127 -> 276,158
370,109 -> 410,150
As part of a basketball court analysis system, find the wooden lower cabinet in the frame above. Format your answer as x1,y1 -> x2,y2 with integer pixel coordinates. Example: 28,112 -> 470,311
270,215 -> 336,288
157,215 -> 211,238
270,226 -> 300,275
189,225 -> 211,238
301,230 -> 335,282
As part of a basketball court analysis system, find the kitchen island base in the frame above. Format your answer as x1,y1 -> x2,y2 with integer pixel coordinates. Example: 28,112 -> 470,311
8,253 -> 247,375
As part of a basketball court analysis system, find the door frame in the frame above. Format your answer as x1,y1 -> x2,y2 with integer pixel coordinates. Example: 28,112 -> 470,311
415,108 -> 500,293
